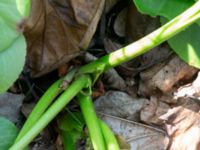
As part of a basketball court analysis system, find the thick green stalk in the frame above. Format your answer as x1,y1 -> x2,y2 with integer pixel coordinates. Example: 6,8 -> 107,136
15,68 -> 77,142
78,1 -> 200,76
99,119 -> 120,150
15,79 -> 62,142
9,75 -> 90,150
77,93 -> 106,150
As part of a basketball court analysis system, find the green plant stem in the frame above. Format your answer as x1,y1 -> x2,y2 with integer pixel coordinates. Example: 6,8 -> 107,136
11,1 -> 200,148
15,68 -> 77,142
77,1 -> 200,76
77,93 -> 106,150
99,119 -> 120,150
9,75 -> 90,150
15,79 -> 62,142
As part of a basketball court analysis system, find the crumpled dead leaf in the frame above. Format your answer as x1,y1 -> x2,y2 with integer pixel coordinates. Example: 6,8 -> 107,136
140,96 -> 170,124
95,91 -> 147,121
160,101 -> 200,150
139,56 -> 197,95
99,114 -> 169,150
174,71 -> 200,99
24,0 -> 104,77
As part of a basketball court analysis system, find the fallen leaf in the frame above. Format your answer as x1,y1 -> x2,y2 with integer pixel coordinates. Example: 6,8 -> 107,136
105,0 -> 120,13
174,71 -> 200,99
99,114 -> 169,150
25,0 -> 105,77
139,55 -> 197,94
0,92 -> 24,123
160,101 -> 200,150
113,8 -> 127,37
95,91 -> 147,121
140,96 -> 170,124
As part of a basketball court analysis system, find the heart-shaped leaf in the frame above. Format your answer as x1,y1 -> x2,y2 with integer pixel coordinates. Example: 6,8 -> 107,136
0,117 -> 18,149
133,0 -> 200,68
0,0 -> 30,93
133,0 -> 194,20
168,24 -> 200,68
0,35 -> 26,93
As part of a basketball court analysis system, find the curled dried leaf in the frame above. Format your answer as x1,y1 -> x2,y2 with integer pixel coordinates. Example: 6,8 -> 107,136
25,0 -> 104,77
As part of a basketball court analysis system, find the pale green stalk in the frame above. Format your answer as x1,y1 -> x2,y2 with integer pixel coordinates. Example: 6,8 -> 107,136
77,93 -> 106,150
15,68 -> 77,142
78,1 -> 200,76
99,119 -> 120,150
9,75 -> 90,150
15,79 -> 62,142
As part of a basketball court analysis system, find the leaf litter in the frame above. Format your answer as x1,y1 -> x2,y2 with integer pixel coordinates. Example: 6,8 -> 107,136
1,0 -> 200,149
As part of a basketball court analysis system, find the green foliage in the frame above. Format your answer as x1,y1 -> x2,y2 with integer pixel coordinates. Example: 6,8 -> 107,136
133,0 -> 200,68
134,0 -> 194,20
0,36 -> 26,93
162,18 -> 200,68
0,117 -> 18,149
0,0 -> 31,93
58,112 -> 85,150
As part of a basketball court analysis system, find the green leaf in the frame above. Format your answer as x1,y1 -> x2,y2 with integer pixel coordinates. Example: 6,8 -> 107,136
58,112 -> 85,150
61,130 -> 82,150
0,18 -> 19,52
58,112 -> 85,132
133,0 -> 194,19
0,117 -> 18,149
168,23 -> 200,68
0,0 -> 31,93
133,0 -> 200,68
0,0 -> 31,52
0,35 -> 26,93
16,0 -> 31,17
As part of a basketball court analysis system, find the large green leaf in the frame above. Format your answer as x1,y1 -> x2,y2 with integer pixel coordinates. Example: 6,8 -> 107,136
133,0 -> 194,19
0,117 -> 18,149
168,23 -> 200,68
133,0 -> 200,68
0,0 -> 31,52
0,35 -> 26,93
0,0 -> 31,93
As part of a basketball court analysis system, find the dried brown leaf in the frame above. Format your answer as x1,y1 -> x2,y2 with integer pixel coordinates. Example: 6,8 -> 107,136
95,91 -> 147,121
160,102 -> 200,150
25,0 -> 104,77
175,71 -> 200,99
140,96 -> 170,124
99,114 -> 169,150
139,56 -> 197,95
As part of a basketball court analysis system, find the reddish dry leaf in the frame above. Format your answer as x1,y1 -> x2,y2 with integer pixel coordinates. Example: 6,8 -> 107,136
24,0 -> 104,77
160,102 -> 200,150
